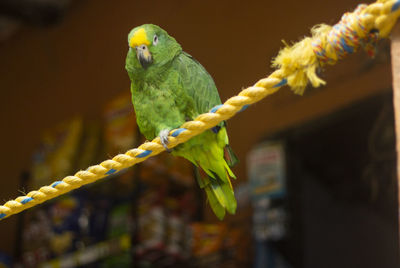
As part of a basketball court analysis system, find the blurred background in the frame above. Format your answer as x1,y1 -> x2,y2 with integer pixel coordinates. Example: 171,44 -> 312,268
0,0 -> 399,267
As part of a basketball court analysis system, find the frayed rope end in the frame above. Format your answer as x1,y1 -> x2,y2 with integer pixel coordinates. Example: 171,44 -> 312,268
272,26 -> 329,95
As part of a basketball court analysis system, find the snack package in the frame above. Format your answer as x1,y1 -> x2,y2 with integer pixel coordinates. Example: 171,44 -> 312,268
248,141 -> 287,242
20,247 -> 50,268
31,117 -> 83,188
103,92 -> 137,156
87,197 -> 111,243
133,189 -> 167,263
164,198 -> 184,258
190,223 -> 227,257
49,196 -> 82,256
22,210 -> 52,252
100,251 -> 132,268
136,208 -> 165,254
107,203 -> 132,239
247,141 -> 286,201
166,214 -> 184,254
75,121 -> 102,171
252,199 -> 286,241
20,210 -> 52,267
221,227 -> 245,268
189,223 -> 228,267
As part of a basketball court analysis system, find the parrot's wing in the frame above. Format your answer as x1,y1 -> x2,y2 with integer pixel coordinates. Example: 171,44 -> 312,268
175,51 -> 222,115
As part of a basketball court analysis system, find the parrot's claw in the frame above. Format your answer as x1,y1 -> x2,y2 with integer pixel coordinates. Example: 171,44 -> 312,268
159,129 -> 172,153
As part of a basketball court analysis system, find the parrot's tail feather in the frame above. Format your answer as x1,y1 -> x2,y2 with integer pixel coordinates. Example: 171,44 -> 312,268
224,161 -> 236,180
211,175 -> 237,214
197,167 -> 237,219
204,186 -> 226,220
176,129 -> 237,220
224,145 -> 239,168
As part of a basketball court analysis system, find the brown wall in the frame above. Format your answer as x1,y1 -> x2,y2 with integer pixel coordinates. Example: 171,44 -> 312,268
0,0 -> 392,256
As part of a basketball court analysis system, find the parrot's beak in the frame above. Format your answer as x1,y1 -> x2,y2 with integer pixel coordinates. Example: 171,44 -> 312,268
129,28 -> 152,69
136,45 -> 152,69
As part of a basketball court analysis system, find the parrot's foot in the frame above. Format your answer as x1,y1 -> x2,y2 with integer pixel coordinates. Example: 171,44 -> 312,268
159,129 -> 172,153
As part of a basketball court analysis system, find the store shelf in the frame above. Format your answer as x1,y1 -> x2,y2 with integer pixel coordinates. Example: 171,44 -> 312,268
40,234 -> 130,268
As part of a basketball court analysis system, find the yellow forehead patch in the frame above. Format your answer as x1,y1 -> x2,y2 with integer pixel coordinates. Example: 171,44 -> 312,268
129,28 -> 150,48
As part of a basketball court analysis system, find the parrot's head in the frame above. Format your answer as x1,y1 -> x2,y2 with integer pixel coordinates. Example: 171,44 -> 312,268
126,24 -> 182,75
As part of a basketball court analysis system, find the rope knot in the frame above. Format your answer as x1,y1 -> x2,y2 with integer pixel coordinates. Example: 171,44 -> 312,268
312,4 -> 379,65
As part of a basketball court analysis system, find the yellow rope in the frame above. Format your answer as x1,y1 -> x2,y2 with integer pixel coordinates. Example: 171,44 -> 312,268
1,0 -> 399,221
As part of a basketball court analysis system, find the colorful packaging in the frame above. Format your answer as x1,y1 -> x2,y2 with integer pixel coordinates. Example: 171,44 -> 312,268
190,223 -> 227,257
222,227 -> 246,267
103,92 -> 137,156
31,117 -> 83,188
48,196 -> 81,255
135,205 -> 165,255
20,210 -> 52,267
164,197 -> 185,259
247,141 -> 286,201
100,251 -> 132,268
248,140 -> 287,242
22,210 -> 52,253
107,203 -> 132,238
75,121 -> 102,171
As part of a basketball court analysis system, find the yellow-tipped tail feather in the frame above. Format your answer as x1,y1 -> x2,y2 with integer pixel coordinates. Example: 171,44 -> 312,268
197,166 -> 237,220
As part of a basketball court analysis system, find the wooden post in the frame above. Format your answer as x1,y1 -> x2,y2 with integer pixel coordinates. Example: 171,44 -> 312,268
391,22 -> 400,238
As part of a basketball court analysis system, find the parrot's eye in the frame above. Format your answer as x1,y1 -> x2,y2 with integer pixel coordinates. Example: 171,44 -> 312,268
153,35 -> 159,45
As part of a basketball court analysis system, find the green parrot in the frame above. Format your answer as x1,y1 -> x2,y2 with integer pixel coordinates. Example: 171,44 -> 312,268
125,24 -> 238,219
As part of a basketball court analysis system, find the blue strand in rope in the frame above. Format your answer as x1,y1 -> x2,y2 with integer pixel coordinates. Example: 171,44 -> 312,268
208,79 -> 286,116
239,104 -> 250,112
106,168 -> 117,175
0,213 -> 6,219
392,0 -> 400,12
21,197 -> 33,204
51,181 -> 63,188
273,78 -> 288,88
171,128 -> 187,137
137,150 -> 152,158
340,37 -> 354,53
210,104 -> 223,113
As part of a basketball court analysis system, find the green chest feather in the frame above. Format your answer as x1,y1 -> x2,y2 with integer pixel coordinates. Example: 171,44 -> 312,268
131,71 -> 195,140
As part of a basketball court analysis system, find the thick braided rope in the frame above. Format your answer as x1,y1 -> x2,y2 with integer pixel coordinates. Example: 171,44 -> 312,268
1,0 -> 399,221
272,0 -> 400,94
